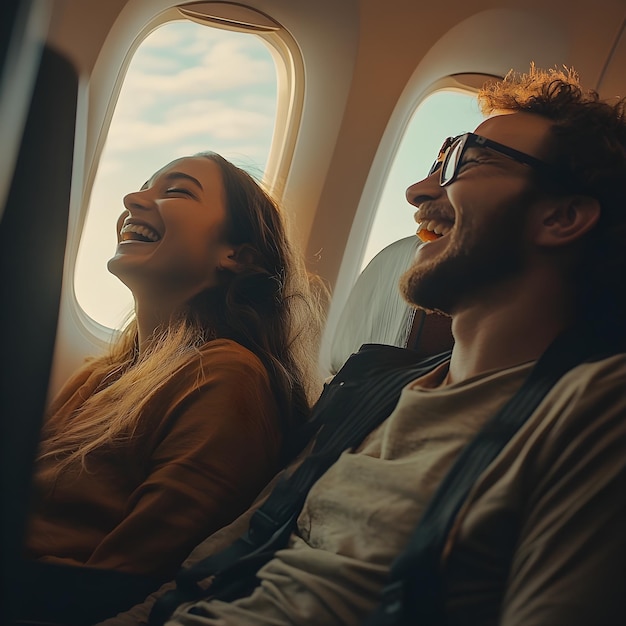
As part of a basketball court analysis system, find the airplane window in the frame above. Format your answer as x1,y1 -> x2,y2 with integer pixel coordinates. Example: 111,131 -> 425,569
361,90 -> 485,270
75,20 -> 278,330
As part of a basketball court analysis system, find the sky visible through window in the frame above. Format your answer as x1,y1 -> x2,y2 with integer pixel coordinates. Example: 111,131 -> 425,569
361,90 -> 485,269
75,20 -> 278,329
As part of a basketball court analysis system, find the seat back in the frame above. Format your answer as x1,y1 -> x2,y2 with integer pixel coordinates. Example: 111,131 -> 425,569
329,236 -> 453,374
1,44 -> 78,626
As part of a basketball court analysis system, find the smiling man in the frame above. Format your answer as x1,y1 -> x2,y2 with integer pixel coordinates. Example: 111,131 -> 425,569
151,67 -> 626,626
401,108 -> 602,381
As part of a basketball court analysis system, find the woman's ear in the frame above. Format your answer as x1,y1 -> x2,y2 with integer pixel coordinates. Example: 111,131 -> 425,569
533,195 -> 601,247
218,244 -> 257,273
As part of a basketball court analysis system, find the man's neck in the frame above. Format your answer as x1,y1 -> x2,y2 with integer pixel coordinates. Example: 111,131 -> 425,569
446,274 -> 573,385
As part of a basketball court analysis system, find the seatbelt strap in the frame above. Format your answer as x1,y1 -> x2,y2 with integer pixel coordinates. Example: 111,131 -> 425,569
149,346 -> 452,625
364,330 -> 610,626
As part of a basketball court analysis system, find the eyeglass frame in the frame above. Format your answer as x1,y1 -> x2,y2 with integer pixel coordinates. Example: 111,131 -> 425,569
429,132 -> 571,188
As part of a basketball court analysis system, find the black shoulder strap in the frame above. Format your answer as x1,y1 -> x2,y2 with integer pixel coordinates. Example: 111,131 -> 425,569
364,330 -> 613,626
149,345 -> 452,626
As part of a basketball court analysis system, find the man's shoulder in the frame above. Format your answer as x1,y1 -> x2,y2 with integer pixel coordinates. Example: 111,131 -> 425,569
556,351 -> 626,398
332,343 -> 452,383
528,351 -> 626,449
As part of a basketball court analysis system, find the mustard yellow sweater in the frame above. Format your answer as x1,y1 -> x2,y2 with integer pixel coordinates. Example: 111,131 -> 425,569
26,339 -> 282,581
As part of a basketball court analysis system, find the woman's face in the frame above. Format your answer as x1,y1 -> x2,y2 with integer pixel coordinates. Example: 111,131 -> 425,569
108,157 -> 237,302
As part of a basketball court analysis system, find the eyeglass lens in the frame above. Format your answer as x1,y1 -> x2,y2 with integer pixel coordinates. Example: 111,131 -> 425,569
441,137 -> 464,185
429,137 -> 454,177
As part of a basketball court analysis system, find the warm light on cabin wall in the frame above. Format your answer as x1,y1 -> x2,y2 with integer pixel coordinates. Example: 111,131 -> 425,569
74,20 -> 278,330
361,90 -> 485,271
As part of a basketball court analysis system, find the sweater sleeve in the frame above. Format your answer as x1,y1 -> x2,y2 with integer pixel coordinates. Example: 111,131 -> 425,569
499,363 -> 626,626
82,340 -> 282,580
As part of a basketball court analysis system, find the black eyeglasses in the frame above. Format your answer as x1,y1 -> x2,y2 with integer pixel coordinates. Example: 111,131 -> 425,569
429,132 -> 559,187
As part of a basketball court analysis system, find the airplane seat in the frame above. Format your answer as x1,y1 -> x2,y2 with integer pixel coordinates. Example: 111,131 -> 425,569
1,40 -> 78,626
328,235 -> 453,375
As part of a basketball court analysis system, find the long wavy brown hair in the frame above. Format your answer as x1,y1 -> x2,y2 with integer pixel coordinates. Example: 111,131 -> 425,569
38,152 -> 326,470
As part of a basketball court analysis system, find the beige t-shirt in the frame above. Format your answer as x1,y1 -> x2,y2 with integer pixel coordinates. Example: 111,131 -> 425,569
170,354 -> 626,626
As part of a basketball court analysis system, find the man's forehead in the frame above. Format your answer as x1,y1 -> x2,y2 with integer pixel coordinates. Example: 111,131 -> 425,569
473,112 -> 554,160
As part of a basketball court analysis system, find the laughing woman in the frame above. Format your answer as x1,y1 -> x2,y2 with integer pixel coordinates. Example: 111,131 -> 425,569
24,153 -> 324,585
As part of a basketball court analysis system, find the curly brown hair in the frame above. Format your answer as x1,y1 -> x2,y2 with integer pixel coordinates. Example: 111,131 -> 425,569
479,65 -> 626,344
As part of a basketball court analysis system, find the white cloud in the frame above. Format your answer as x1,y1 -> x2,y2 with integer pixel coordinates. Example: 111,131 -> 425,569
133,54 -> 182,74
124,60 -> 269,97
238,92 -> 277,114
105,97 -> 273,153
198,37 -> 274,86
140,23 -> 188,49
120,37 -> 273,102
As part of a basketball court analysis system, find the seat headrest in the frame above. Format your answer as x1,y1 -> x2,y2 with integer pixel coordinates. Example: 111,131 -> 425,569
329,236 -> 421,374
328,236 -> 454,374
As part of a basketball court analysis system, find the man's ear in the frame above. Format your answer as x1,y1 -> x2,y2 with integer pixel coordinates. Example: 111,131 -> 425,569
533,195 -> 600,247
218,244 -> 257,273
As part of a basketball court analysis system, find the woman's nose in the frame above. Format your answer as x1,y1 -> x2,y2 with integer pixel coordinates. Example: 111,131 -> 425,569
123,189 -> 153,212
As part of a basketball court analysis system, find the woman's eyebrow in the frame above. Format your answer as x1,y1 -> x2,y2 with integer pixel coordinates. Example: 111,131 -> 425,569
162,171 -> 204,190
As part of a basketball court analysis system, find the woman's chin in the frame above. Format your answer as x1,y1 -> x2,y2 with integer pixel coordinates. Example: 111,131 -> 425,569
107,252 -> 142,285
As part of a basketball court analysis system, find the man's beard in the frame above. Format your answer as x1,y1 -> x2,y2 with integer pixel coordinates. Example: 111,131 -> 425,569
399,212 -> 527,315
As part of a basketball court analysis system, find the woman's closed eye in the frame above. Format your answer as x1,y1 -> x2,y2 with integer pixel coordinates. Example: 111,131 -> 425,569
165,187 -> 196,198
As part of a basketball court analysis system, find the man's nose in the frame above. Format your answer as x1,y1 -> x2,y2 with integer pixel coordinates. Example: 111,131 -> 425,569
405,169 -> 444,207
